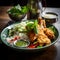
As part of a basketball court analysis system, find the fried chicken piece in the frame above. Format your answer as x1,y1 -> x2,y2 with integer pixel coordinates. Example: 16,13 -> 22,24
37,25 -> 51,46
43,28 -> 55,39
38,17 -> 55,40
37,32 -> 51,46
38,17 -> 46,28
27,30 -> 37,42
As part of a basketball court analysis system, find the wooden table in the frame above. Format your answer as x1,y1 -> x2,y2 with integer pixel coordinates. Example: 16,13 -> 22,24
0,6 -> 12,33
0,6 -> 60,60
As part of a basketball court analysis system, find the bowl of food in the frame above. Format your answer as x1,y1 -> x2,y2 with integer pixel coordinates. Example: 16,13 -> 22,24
7,4 -> 29,22
42,12 -> 58,24
1,18 -> 59,52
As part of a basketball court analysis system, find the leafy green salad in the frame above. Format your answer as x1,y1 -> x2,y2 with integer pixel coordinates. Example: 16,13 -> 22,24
7,4 -> 29,17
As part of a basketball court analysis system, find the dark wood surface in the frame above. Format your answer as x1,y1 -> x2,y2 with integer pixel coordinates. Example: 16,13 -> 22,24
0,6 -> 60,60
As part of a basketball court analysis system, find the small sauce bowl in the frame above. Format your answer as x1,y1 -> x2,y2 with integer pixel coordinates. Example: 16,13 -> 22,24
42,12 -> 58,24
13,39 -> 30,48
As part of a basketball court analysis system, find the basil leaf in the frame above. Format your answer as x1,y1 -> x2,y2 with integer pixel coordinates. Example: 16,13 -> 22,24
34,20 -> 38,34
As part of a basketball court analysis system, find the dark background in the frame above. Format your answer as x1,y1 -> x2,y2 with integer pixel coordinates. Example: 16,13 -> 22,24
0,0 -> 60,7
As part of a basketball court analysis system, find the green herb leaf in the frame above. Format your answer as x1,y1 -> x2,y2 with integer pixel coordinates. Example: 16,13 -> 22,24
34,20 -> 38,34
26,20 -> 38,34
7,4 -> 29,17
37,46 -> 42,48
21,6 -> 29,14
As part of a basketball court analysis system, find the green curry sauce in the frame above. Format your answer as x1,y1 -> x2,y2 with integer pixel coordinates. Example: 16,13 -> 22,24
15,40 -> 29,47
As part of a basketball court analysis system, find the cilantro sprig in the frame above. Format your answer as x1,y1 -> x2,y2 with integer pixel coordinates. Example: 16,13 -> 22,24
26,20 -> 38,34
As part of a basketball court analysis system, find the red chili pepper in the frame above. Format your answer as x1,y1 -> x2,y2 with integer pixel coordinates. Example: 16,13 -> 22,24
28,43 -> 39,48
14,36 -> 20,41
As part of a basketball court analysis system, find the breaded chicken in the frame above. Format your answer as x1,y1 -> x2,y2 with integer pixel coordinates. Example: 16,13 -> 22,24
37,26 -> 51,46
38,17 -> 55,40
37,34 -> 51,46
43,28 -> 55,39
38,17 -> 46,28
37,24 -> 51,46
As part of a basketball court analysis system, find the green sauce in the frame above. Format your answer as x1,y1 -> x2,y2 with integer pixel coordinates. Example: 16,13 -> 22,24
15,40 -> 29,47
